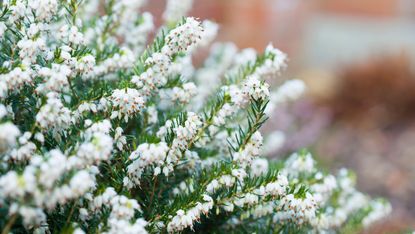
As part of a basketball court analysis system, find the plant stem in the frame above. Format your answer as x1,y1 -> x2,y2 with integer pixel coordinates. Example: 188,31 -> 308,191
2,213 -> 17,234
148,177 -> 158,212
65,202 -> 77,228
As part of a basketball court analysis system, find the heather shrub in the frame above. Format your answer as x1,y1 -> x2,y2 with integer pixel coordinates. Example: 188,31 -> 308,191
0,0 -> 390,233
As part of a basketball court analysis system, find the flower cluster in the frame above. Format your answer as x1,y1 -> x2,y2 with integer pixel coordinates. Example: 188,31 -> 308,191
0,1 -> 390,233
0,122 -> 20,153
110,88 -> 146,122
0,150 -> 96,228
79,187 -> 147,234
74,120 -> 114,166
277,192 -> 317,225
126,142 -> 169,187
233,131 -> 263,167
36,92 -> 72,132
164,17 -> 203,55
159,82 -> 198,105
132,17 -> 203,96
167,194 -> 213,233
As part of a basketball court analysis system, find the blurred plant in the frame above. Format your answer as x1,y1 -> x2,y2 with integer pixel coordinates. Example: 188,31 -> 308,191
311,53 -> 415,231
323,53 -> 415,128
0,0 -> 390,233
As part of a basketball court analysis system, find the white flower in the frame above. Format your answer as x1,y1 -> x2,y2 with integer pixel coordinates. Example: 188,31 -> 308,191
110,195 -> 140,220
219,175 -> 235,187
36,63 -> 72,93
250,158 -> 269,176
264,174 -> 288,196
120,12 -> 154,54
28,0 -> 58,22
168,112 -> 202,157
0,0 -> 389,232
160,82 -> 197,105
69,170 -> 95,197
114,127 -> 127,150
0,104 -> 7,119
233,131 -> 263,167
36,92 -> 72,131
17,37 -> 46,65
231,168 -> 247,182
26,23 -> 42,38
0,81 -> 7,98
73,228 -> 86,234
164,17 -> 203,55
147,105 -> 158,124
202,194 -> 214,212
18,206 -> 46,228
198,20 -> 219,47
132,70 -> 157,96
311,174 -> 337,204
0,22 -> 6,38
262,130 -> 285,154
113,0 -> 146,13
206,179 -> 219,193
9,139 -> 37,161
126,142 -> 169,187
68,26 -> 85,45
77,55 -> 96,74
38,149 -> 67,188
9,1 -> 29,22
76,132 -> 114,166
228,85 -> 248,107
0,169 -> 36,198
147,52 -> 172,78
83,119 -> 112,138
249,202 -> 275,219
271,79 -> 306,105
163,0 -> 193,23
110,88 -> 145,122
362,200 -> 391,227
212,103 -> 235,126
105,218 -> 148,234
233,48 -> 257,67
1,67 -> 33,93
0,122 -> 21,153
255,43 -> 287,77
85,48 -> 135,80
156,120 -> 173,139
34,132 -> 45,144
234,193 -> 259,207
131,53 -> 171,96
222,202 -> 234,212
283,152 -> 315,178
166,194 -> 213,233
242,74 -> 270,101
279,192 -> 317,225
88,187 -> 118,212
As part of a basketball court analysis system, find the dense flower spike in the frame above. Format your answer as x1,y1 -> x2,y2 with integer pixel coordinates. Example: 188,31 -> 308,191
126,142 -> 169,187
0,67 -> 33,97
0,1 -> 389,233
36,92 -> 72,132
166,194 -> 213,233
233,131 -> 263,167
0,122 -> 21,153
110,88 -> 146,122
256,43 -> 288,77
164,17 -> 204,55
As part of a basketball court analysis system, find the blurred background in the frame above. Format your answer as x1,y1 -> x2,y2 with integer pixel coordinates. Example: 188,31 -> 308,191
148,0 -> 415,232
